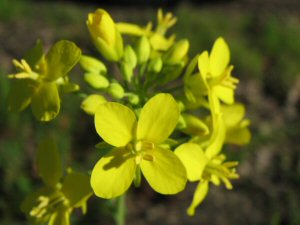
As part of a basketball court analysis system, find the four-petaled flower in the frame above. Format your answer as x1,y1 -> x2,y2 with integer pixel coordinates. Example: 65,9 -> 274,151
91,93 -> 187,199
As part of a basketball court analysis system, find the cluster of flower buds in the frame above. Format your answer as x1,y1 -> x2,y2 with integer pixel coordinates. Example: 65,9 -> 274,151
7,8 -> 251,224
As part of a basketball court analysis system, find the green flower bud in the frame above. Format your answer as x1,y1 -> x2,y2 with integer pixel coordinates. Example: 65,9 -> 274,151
87,9 -> 123,61
123,45 -> 137,68
79,55 -> 107,74
121,62 -> 133,82
84,73 -> 109,89
107,82 -> 124,99
135,36 -> 151,64
81,94 -> 107,115
148,57 -> 163,73
163,39 -> 189,65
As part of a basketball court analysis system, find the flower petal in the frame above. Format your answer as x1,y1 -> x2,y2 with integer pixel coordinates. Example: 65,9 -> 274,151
31,82 -> 60,121
61,172 -> 92,208
91,148 -> 136,199
140,147 -> 187,195
214,85 -> 234,104
187,181 -> 209,216
8,79 -> 38,112
37,137 -> 62,187
198,51 -> 210,77
137,93 -> 179,143
222,103 -> 245,127
44,40 -> 81,81
175,143 -> 207,182
209,37 -> 230,77
95,102 -> 137,147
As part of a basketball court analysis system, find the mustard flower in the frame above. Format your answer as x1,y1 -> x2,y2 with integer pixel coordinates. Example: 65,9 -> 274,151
87,9 -> 123,61
21,138 -> 92,225
91,93 -> 187,199
175,142 -> 239,216
8,40 -> 81,121
185,37 -> 239,105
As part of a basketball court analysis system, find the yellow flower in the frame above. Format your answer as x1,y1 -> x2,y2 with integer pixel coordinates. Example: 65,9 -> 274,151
87,9 -> 123,61
8,40 -> 81,121
185,37 -> 239,105
175,143 -> 239,216
91,93 -> 187,199
116,9 -> 176,51
21,138 -> 92,225
222,103 -> 251,145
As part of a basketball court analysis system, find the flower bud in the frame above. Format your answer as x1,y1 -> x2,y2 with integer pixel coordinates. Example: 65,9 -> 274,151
107,82 -> 124,99
84,73 -> 109,89
163,39 -> 189,65
135,36 -> 151,64
87,9 -> 123,61
148,57 -> 163,73
81,94 -> 107,115
79,55 -> 107,74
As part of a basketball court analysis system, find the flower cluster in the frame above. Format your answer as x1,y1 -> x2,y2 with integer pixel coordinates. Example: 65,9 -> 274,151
8,8 -> 251,224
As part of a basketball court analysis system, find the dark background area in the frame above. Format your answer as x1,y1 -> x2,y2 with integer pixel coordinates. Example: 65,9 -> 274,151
0,0 -> 300,225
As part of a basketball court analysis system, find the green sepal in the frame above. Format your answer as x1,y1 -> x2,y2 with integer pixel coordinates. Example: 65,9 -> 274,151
37,137 -> 63,187
61,172 -> 92,208
31,82 -> 60,121
84,72 -> 109,89
7,79 -> 38,112
79,55 -> 107,74
44,40 -> 81,81
158,62 -> 185,84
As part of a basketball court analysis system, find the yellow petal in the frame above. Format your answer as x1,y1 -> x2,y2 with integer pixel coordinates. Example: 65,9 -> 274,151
61,172 -> 92,207
209,37 -> 230,77
91,148 -> 136,199
198,51 -> 210,77
95,102 -> 137,147
37,137 -> 62,187
187,181 -> 209,216
140,147 -> 187,195
31,82 -> 60,121
214,85 -> 234,104
226,127 -> 251,145
175,143 -> 207,182
222,103 -> 245,127
137,93 -> 179,143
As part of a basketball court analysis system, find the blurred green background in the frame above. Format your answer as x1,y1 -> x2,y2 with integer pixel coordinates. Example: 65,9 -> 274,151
1,0 -> 300,224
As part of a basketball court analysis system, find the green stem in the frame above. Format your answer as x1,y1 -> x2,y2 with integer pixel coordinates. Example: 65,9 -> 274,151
115,195 -> 126,225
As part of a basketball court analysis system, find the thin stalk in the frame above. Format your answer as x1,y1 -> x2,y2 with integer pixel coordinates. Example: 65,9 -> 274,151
114,195 -> 126,225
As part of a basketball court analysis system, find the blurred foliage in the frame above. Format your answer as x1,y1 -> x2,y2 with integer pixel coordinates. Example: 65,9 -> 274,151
1,0 -> 300,225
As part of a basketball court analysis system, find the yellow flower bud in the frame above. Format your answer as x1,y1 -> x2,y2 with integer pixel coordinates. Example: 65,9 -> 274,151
135,36 -> 151,64
87,9 -> 123,61
163,39 -> 189,65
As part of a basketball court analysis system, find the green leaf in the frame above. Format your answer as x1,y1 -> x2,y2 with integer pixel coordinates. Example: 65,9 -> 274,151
44,40 -> 81,81
61,172 -> 92,207
37,137 -> 62,187
31,82 -> 60,121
